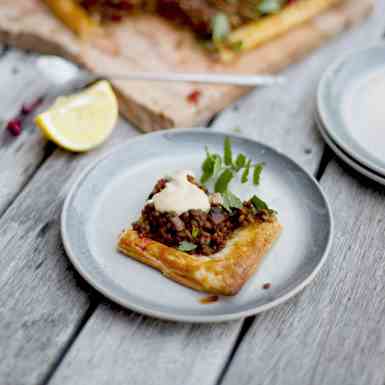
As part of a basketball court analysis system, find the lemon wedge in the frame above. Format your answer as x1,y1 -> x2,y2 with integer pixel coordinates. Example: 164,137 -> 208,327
35,80 -> 118,152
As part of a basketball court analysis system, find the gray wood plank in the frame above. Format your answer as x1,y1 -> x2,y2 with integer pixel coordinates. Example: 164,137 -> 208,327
0,121 -> 138,385
49,302 -> 241,385
220,160 -> 385,385
0,49 -> 51,216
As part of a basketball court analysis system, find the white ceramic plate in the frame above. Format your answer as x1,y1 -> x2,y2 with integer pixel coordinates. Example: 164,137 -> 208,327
61,129 -> 333,323
315,111 -> 385,186
318,44 -> 385,176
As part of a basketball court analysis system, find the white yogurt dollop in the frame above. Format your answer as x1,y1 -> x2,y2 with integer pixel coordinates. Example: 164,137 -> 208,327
151,170 -> 210,216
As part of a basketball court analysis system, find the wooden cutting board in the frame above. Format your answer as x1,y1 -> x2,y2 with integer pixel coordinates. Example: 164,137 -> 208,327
0,0 -> 372,132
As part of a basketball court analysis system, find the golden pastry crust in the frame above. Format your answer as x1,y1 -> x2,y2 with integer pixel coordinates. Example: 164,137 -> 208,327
117,216 -> 282,295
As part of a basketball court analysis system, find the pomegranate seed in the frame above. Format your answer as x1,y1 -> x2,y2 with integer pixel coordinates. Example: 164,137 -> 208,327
4,96 -> 44,139
21,97 -> 44,115
187,90 -> 201,104
110,14 -> 123,22
6,119 -> 22,136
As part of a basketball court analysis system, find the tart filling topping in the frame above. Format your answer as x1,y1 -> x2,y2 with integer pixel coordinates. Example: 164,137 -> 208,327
132,138 -> 276,256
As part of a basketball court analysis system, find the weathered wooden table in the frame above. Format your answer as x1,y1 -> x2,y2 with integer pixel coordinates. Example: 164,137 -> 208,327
1,2 -> 385,384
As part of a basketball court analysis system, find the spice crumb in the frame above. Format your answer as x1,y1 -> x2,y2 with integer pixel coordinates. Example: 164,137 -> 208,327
262,283 -> 271,290
21,97 -> 44,115
199,295 -> 219,304
5,96 -> 44,138
187,90 -> 201,104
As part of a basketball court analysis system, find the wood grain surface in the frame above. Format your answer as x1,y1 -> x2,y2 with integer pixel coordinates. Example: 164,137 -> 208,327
40,2 -> 385,385
0,50 -> 49,216
215,2 -> 385,384
0,37 -> 326,384
220,160 -> 385,385
33,17 -> 362,385
0,0 -> 373,131
0,119 -> 138,385
0,1 -> 384,385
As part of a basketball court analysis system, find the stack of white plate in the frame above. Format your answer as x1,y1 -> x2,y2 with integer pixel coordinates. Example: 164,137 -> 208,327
316,45 -> 385,186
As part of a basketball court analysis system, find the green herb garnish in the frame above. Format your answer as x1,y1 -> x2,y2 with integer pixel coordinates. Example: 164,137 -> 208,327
212,154 -> 222,176
215,169 -> 234,193
241,159 -> 251,184
201,150 -> 214,184
201,148 -> 222,184
178,241 -> 197,252
258,0 -> 282,14
228,40 -> 243,52
200,136 -> 275,214
253,163 -> 264,185
224,137 -> 233,166
222,190 -> 243,212
191,227 -> 199,239
235,153 -> 246,171
251,195 -> 269,211
211,13 -> 230,44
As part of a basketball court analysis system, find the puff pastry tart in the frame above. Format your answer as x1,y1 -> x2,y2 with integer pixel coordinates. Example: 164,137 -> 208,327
117,138 -> 281,295
118,217 -> 281,296
118,169 -> 282,296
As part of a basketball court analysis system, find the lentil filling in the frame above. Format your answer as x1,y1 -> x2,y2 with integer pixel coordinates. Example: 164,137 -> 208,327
132,175 -> 272,256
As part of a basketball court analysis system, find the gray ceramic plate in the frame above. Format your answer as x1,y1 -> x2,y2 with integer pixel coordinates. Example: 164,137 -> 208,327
61,129 -> 333,323
318,44 -> 385,176
315,111 -> 385,186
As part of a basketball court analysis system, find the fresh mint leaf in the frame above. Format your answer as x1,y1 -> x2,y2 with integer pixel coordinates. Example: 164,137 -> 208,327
215,169 -> 234,193
212,154 -> 222,176
201,148 -> 223,184
253,163 -> 264,185
222,190 -> 243,212
200,138 -> 267,204
201,147 -> 216,184
235,153 -> 246,171
224,137 -> 233,166
178,241 -> 197,252
201,156 -> 214,184
241,160 -> 251,183
251,195 -> 269,211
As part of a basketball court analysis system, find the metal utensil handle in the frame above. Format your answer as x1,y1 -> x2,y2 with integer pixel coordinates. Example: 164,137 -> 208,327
100,72 -> 285,86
